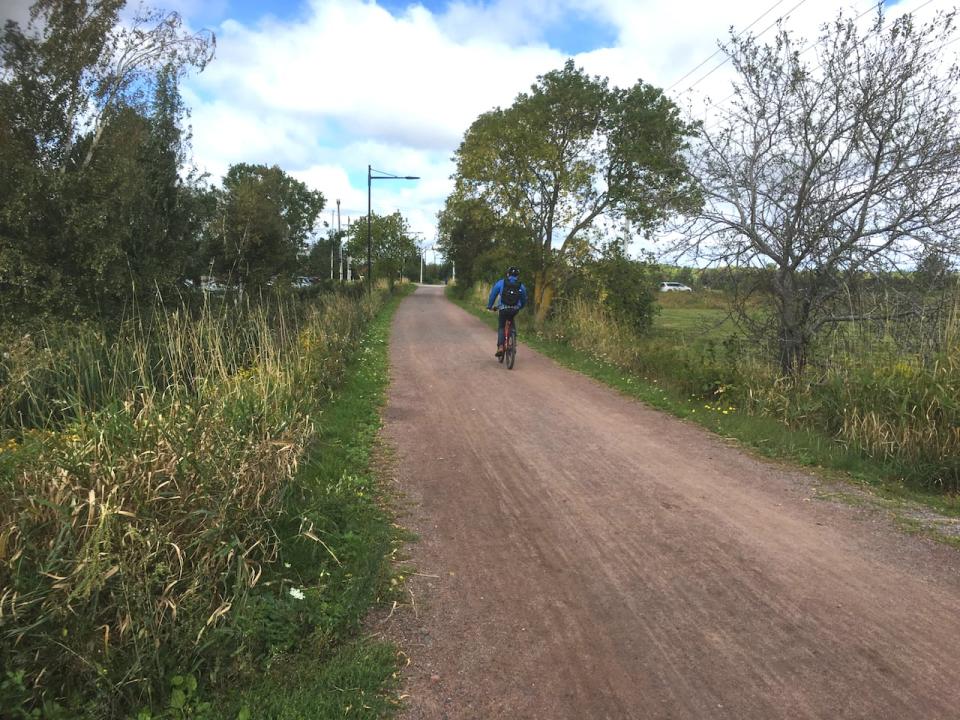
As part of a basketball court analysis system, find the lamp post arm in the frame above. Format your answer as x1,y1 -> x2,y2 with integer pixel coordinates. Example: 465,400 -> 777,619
366,167 -> 420,296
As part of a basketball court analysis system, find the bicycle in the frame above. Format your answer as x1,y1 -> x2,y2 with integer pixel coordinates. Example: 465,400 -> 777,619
493,305 -> 518,370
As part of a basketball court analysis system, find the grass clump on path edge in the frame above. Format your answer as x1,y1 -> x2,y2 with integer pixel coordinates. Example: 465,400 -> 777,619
447,287 -> 960,536
212,286 -> 413,720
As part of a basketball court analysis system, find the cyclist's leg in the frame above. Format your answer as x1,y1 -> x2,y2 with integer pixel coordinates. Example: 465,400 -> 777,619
502,308 -> 517,344
496,309 -> 507,354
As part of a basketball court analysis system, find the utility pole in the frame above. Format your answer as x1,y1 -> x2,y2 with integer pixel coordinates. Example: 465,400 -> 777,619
336,199 -> 342,281
329,209 -> 335,280
419,245 -> 424,284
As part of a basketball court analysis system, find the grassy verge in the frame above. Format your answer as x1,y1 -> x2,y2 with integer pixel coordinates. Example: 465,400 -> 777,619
214,285 -> 414,719
448,287 -> 960,532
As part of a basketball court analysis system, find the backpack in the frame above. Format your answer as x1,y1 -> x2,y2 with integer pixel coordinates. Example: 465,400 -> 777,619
501,276 -> 521,307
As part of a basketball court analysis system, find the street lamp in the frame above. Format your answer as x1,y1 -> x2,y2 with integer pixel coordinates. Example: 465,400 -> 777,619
367,165 -> 419,294
329,209 -> 335,280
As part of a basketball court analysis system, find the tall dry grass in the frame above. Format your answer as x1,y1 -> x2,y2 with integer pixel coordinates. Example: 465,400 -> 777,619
0,291 -> 380,714
530,285 -> 960,491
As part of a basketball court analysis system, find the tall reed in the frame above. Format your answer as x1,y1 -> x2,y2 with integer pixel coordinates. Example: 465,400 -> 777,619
0,291 -> 380,714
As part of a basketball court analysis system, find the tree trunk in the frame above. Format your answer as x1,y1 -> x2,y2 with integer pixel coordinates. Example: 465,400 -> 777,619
778,323 -> 807,376
776,273 -> 808,375
533,269 -> 555,325
80,116 -> 109,171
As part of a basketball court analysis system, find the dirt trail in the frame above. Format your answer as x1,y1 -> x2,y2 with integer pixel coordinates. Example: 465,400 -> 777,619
378,285 -> 960,720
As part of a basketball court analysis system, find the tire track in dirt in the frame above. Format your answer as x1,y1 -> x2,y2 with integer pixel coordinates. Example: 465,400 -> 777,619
377,285 -> 960,720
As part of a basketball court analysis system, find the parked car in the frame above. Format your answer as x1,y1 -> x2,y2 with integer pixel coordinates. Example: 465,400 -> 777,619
659,281 -> 692,292
200,280 -> 228,293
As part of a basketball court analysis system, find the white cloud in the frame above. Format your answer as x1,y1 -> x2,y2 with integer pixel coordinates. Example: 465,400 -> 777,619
436,0 -> 569,44
192,2 -> 561,140
184,0 -> 569,240
0,0 -> 34,27
180,0 -> 959,249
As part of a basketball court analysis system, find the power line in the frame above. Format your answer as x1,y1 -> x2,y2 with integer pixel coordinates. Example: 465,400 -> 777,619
666,0 -> 792,91
680,0 -> 812,95
702,0 -> 881,114
699,0 -> 942,132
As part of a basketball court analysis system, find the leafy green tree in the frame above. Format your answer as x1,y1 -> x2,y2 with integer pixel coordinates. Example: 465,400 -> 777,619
0,0 -> 214,317
301,226 -> 348,280
589,243 -> 661,333
59,67 -> 207,313
437,197 -> 492,288
915,249 -> 954,291
452,59 -> 700,322
303,236 -> 333,279
343,211 -> 416,287
180,182 -> 220,284
437,195 -> 536,290
0,1 -> 212,176
207,164 -> 325,286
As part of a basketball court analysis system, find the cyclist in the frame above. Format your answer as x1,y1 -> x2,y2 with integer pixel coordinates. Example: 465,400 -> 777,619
487,266 -> 528,358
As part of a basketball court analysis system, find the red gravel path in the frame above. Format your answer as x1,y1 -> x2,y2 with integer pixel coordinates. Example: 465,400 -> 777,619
377,285 -> 960,720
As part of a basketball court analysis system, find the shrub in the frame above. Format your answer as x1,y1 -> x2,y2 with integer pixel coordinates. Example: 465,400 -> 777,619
587,244 -> 660,334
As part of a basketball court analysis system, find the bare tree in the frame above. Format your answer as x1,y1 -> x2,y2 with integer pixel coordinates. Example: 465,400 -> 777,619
677,9 -> 960,374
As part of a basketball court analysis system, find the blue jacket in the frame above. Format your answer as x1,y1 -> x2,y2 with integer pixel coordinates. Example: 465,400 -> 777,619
487,277 -> 527,310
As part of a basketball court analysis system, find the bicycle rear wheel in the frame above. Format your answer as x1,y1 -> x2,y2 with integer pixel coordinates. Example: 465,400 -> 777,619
498,319 -> 510,365
506,329 -> 516,369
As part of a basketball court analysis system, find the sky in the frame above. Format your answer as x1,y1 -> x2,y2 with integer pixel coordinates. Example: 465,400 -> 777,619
2,0 -> 950,254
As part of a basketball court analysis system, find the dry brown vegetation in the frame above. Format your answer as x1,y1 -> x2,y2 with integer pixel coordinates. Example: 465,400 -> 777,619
0,292 -> 382,715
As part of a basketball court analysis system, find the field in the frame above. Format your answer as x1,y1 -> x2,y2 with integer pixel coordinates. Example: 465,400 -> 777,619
660,290 -> 960,494
655,291 -> 733,337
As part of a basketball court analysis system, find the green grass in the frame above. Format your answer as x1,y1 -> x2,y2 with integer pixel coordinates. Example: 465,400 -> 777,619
656,287 -> 731,310
216,637 -> 400,720
214,286 -> 414,719
448,287 -> 960,522
655,307 -> 733,337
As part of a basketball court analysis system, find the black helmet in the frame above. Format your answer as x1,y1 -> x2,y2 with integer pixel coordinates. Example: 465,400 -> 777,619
506,266 -> 520,277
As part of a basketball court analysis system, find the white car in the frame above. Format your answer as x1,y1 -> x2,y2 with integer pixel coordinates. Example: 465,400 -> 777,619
200,280 -> 228,293
659,281 -> 692,292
